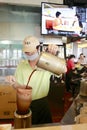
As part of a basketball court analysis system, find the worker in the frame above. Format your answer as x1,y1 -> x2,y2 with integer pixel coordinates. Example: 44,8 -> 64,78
6,35 -> 61,125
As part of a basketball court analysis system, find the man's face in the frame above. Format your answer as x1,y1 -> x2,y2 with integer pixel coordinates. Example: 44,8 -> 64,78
25,50 -> 37,56
80,54 -> 84,59
71,57 -> 75,62
24,49 -> 39,61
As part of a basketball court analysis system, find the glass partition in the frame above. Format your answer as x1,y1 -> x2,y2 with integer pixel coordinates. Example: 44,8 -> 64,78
0,40 -> 22,67
0,40 -> 23,76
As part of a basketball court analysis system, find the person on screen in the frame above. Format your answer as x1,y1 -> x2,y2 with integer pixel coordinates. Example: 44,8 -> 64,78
53,11 -> 63,34
72,14 -> 83,35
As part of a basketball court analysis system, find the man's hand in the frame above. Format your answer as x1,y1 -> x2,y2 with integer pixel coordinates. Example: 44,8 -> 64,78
47,44 -> 59,56
5,75 -> 16,85
5,75 -> 26,89
5,75 -> 20,89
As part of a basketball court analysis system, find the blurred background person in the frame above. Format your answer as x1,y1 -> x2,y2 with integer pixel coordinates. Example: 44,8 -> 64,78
65,54 -> 76,92
78,53 -> 87,66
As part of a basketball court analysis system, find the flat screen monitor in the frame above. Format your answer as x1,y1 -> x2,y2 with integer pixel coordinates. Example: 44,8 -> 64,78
41,2 -> 87,38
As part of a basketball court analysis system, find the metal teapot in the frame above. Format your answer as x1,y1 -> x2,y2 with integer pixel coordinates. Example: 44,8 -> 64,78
37,52 -> 67,75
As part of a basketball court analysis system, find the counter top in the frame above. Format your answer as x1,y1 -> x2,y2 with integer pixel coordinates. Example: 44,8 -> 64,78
14,124 -> 87,130
61,102 -> 76,125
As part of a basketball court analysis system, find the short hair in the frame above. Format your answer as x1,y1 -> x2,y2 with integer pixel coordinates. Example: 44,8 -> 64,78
75,14 -> 80,19
56,11 -> 61,17
68,54 -> 75,59
80,53 -> 83,56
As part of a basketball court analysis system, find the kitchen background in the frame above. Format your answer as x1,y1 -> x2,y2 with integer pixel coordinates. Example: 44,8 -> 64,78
0,3 -> 87,76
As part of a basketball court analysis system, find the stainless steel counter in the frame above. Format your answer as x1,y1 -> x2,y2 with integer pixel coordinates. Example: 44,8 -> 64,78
61,102 -> 76,125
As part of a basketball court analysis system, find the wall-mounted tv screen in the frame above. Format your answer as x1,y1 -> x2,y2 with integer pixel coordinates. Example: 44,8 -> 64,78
41,2 -> 87,38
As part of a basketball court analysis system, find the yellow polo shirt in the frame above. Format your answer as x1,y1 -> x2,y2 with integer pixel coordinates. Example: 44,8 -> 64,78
15,60 -> 51,100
